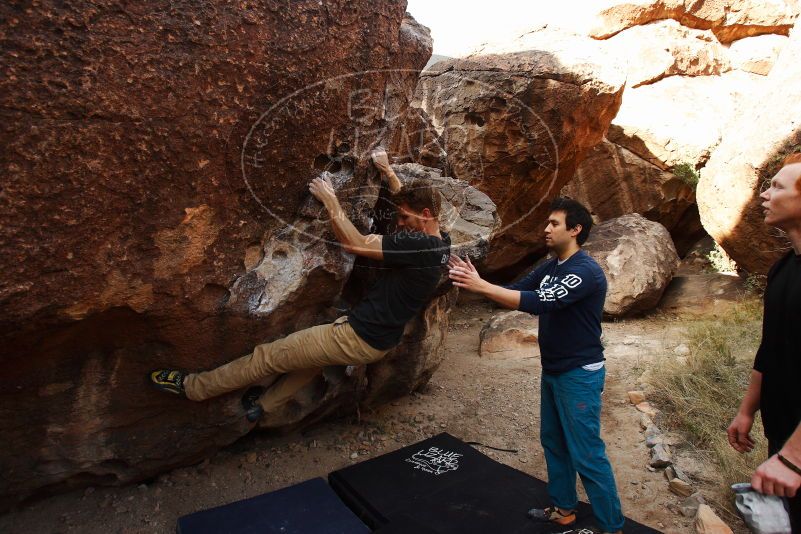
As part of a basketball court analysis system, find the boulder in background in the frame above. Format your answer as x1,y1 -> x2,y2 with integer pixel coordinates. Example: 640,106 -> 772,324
583,214 -> 680,317
415,27 -> 625,273
479,311 -> 539,360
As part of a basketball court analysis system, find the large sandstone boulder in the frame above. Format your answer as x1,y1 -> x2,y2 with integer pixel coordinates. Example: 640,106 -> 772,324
0,0 -> 460,510
479,311 -> 539,360
727,34 -> 788,75
583,214 -> 680,317
590,0 -> 800,43
415,27 -> 625,273
609,71 -> 764,170
697,26 -> 801,274
606,20 -> 730,87
563,139 -> 704,255
383,14 -> 444,169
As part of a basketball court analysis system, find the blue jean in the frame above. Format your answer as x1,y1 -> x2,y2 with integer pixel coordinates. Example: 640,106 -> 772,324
540,366 -> 624,532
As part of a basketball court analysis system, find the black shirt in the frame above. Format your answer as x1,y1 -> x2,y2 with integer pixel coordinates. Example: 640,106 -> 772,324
754,251 -> 801,448
348,231 -> 451,350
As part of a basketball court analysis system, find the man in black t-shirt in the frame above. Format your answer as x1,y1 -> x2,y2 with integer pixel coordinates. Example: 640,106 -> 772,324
728,153 -> 801,529
150,150 -> 450,422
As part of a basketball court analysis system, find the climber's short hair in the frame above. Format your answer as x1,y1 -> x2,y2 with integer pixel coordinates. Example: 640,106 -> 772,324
394,180 -> 440,217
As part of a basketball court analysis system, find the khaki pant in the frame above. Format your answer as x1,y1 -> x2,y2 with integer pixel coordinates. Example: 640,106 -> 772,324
183,316 -> 387,412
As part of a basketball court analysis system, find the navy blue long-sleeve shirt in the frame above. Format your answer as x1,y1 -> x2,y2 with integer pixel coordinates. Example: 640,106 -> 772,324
505,250 -> 607,374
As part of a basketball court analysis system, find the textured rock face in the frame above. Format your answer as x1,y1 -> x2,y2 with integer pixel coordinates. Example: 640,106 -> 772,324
727,34 -> 788,75
557,4 -> 793,268
415,28 -> 625,272
563,139 -> 704,255
606,20 -> 730,87
587,1 -> 793,177
659,272 -> 745,315
393,107 -> 448,169
384,15 -> 443,168
609,71 -> 764,170
657,236 -> 746,316
583,214 -> 680,317
479,311 -> 539,360
0,0 -> 461,510
591,0 -> 800,43
697,26 -> 801,274
577,1 -> 795,265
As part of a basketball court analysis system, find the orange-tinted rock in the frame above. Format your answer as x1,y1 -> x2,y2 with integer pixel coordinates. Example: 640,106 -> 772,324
385,15 -> 442,167
727,34 -> 788,76
590,0 -> 799,44
609,71 -> 764,170
479,311 -> 539,360
697,26 -> 801,274
563,139 -> 704,255
415,28 -> 625,273
695,504 -> 734,534
606,19 -> 730,87
0,0 -> 453,510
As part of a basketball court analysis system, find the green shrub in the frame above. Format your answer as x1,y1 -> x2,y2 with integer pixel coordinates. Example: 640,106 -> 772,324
759,143 -> 801,192
706,242 -> 738,274
743,273 -> 767,294
672,162 -> 700,188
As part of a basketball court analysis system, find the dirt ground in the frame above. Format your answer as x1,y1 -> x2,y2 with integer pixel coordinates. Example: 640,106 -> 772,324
0,293 -> 748,534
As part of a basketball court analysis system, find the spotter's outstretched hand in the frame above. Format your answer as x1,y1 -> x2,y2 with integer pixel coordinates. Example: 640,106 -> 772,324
448,255 -> 469,271
448,255 -> 486,293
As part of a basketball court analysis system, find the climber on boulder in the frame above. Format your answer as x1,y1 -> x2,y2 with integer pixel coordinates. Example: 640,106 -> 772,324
150,149 -> 450,422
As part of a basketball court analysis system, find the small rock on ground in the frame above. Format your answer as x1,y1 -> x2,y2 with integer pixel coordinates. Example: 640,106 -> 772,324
695,503 -> 733,534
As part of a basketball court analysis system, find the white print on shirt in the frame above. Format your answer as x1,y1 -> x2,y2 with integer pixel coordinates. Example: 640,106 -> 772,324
536,272 -> 583,302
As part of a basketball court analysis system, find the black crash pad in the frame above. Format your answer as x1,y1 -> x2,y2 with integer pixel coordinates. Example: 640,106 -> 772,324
329,433 -> 662,534
176,477 -> 370,534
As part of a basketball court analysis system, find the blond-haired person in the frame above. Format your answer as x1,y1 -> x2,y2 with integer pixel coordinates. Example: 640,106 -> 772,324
728,153 -> 801,529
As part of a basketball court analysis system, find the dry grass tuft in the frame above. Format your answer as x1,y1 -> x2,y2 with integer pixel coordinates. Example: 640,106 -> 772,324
649,299 -> 767,515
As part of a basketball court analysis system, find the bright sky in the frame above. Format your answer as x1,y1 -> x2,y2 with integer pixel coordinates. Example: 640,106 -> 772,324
406,0 -> 610,57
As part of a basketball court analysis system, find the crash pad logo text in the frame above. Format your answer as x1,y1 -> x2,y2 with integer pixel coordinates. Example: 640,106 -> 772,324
405,447 -> 462,475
